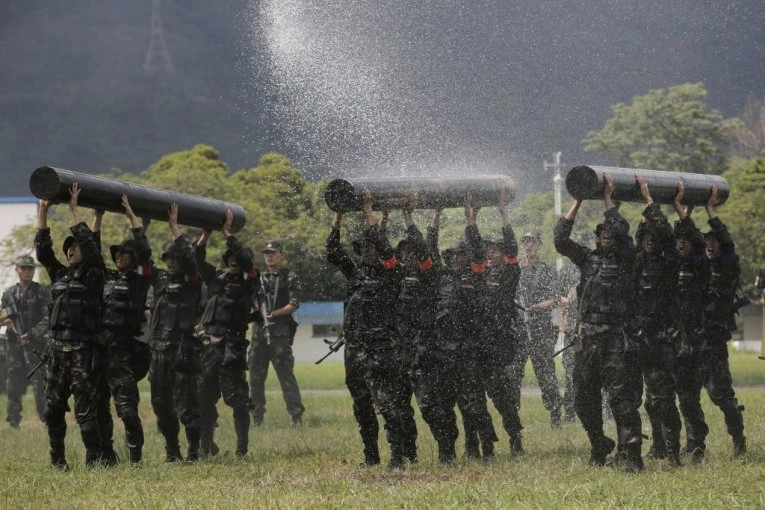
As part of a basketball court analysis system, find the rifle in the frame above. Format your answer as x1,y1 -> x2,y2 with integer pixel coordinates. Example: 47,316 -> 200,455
259,273 -> 278,344
2,296 -> 31,365
315,333 -> 345,364
552,338 -> 577,358
26,349 -> 48,379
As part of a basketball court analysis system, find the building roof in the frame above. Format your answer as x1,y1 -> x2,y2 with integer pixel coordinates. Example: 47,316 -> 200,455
294,301 -> 344,325
0,196 -> 37,204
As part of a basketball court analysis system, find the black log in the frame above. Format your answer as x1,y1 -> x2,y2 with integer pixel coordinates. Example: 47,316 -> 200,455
29,166 -> 246,233
565,165 -> 729,206
324,175 -> 516,212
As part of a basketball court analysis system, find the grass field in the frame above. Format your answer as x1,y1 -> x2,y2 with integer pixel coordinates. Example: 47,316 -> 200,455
0,351 -> 763,508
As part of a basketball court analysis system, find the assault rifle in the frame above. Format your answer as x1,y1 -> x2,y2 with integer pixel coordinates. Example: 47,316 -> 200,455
315,333 -> 345,365
26,349 -> 48,379
2,299 -> 32,365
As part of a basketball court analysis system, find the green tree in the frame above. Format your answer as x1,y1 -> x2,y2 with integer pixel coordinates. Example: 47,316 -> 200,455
583,83 -> 731,174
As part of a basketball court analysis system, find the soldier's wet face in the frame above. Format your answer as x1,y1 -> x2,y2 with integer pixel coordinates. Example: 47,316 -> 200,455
399,246 -> 417,267
228,257 -> 242,274
676,236 -> 692,258
115,251 -> 136,272
450,250 -> 468,270
67,244 -> 84,265
487,247 -> 502,267
705,236 -> 720,260
598,231 -> 614,251
164,255 -> 181,275
521,239 -> 541,260
360,243 -> 378,264
641,232 -> 655,254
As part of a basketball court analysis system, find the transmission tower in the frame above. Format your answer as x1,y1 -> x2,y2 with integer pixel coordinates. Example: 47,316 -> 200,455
144,0 -> 176,78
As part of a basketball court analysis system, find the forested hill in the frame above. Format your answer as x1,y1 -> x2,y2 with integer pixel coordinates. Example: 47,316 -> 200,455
1,0 -> 764,196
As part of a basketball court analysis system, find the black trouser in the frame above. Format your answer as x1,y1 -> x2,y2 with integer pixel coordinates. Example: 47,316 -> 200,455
344,342 -> 379,458
561,332 -> 577,419
456,343 -> 498,457
412,346 -> 459,455
639,329 -> 681,452
574,324 -> 642,451
149,336 -> 202,451
480,340 -> 523,441
5,341 -> 45,426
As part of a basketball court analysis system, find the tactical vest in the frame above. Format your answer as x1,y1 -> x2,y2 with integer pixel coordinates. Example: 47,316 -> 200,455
350,263 -> 399,341
397,266 -> 437,333
152,273 -> 200,340
201,272 -> 255,336
49,265 -> 102,340
2,283 -> 48,344
635,253 -> 673,326
102,271 -> 147,335
579,251 -> 630,326
672,256 -> 706,327
705,257 -> 738,322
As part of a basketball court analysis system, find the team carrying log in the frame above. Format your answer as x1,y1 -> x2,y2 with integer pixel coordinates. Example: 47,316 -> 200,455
29,166 -> 246,233
324,175 -> 516,212
565,165 -> 729,206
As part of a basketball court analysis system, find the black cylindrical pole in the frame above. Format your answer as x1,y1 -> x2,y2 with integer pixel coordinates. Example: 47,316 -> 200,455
324,175 -> 516,212
29,167 -> 246,233
565,165 -> 729,206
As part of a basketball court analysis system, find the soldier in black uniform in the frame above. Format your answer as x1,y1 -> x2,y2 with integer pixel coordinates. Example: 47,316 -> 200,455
90,196 -> 152,464
1,254 -> 50,429
35,184 -> 105,469
554,173 -> 644,473
632,174 -> 683,466
674,184 -> 746,459
248,239 -> 305,427
476,190 -> 525,453
195,210 -> 260,457
517,231 -> 563,428
326,193 -> 408,469
147,203 -> 204,462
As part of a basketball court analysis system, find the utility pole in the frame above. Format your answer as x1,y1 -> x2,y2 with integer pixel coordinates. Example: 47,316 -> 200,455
544,151 -> 564,271
144,0 -> 176,78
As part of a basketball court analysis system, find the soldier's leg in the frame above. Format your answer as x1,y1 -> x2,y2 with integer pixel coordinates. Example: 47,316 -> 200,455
574,337 -> 614,466
675,357 -> 708,460
413,350 -> 458,465
109,344 -> 144,463
150,348 -> 182,461
704,346 -> 745,455
456,353 -> 497,460
220,365 -> 251,457
645,340 -> 682,464
345,345 -> 379,466
198,343 -> 222,457
562,339 -> 577,423
269,336 -> 305,424
71,348 -> 104,467
364,348 -> 407,469
174,338 -> 202,462
32,362 -> 46,422
93,344 -> 117,465
43,351 -> 71,469
247,337 -> 270,425
5,344 -> 26,427
396,343 -> 418,462
0,352 -> 6,395
485,358 -> 524,453
529,337 -> 563,427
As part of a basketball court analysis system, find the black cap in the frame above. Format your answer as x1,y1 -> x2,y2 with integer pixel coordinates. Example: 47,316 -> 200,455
14,254 -> 35,267
109,239 -> 138,263
263,240 -> 284,253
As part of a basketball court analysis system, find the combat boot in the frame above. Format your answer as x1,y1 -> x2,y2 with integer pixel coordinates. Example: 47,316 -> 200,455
510,432 -> 524,454
664,429 -> 682,467
387,443 -> 405,471
165,441 -> 184,463
479,430 -> 496,461
234,408 -> 250,458
550,408 -> 562,429
588,435 -> 616,466
185,427 -> 201,463
645,442 -> 667,460
100,442 -> 118,467
464,431 -> 480,459
681,440 -> 705,464
732,434 -> 747,456
50,442 -> 68,470
361,443 -> 380,467
437,441 -> 456,466
402,437 -> 418,464
128,446 -> 142,464
124,414 -> 144,465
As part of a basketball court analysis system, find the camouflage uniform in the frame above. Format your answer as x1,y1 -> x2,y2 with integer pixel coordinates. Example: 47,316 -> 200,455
248,264 -> 305,424
148,235 -> 203,462
196,235 -> 259,457
36,222 -> 105,468
1,258 -> 50,428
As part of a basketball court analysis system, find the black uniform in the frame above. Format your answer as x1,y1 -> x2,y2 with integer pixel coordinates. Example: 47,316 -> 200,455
558,262 -> 580,423
675,216 -> 746,457
248,266 -> 305,425
1,280 -> 50,428
326,223 -> 412,468
148,235 -> 203,462
93,228 -> 153,464
36,222 -> 105,468
554,208 -> 644,471
196,235 -> 259,457
478,225 -> 524,451
632,204 -> 682,462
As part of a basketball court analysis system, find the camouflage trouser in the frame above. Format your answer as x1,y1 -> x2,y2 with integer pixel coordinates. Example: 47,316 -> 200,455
149,336 -> 202,447
5,341 -> 45,426
561,332 -> 577,419
574,325 -> 642,449
457,344 -> 498,457
412,346 -> 459,453
248,334 -> 304,420
199,340 -> 251,450
639,330 -> 681,450
675,333 -> 744,446
479,341 -> 523,440
517,321 -> 562,412
44,347 -> 101,458
344,342 -> 379,456
95,332 -> 144,455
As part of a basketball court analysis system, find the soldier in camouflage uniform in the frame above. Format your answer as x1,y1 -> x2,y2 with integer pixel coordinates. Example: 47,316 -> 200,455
195,210 -> 260,457
147,203 -> 204,462
91,196 -> 152,464
1,254 -> 50,429
35,185 -> 105,469
248,239 -> 305,426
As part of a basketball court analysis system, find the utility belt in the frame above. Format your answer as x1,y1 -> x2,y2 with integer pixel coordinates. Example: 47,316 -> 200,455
580,312 -> 624,326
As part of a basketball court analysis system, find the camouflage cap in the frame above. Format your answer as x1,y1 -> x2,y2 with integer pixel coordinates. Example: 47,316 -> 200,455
14,254 -> 35,267
520,231 -> 543,243
263,239 -> 284,253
